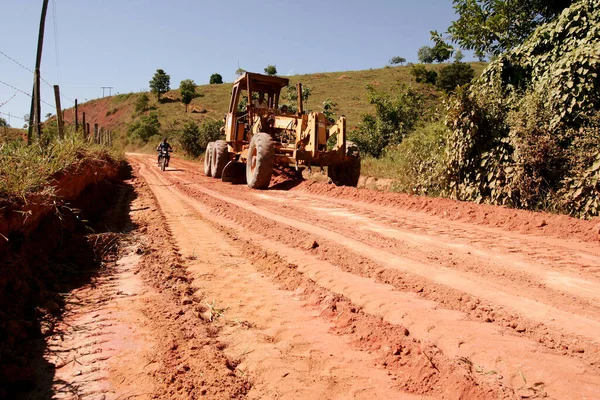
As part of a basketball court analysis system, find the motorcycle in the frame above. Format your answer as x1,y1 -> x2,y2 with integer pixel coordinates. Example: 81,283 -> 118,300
157,149 -> 172,171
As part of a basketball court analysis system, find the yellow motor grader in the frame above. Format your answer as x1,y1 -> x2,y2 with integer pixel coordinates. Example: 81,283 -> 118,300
204,72 -> 360,189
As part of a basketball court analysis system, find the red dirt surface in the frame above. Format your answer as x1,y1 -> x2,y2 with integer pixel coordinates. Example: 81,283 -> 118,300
298,181 -> 600,243
13,153 -> 600,399
123,154 -> 600,399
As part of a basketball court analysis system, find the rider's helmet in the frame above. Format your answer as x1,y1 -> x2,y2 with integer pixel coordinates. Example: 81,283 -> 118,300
163,137 -> 168,143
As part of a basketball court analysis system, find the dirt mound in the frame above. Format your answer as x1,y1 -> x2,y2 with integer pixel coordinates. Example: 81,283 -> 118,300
0,157 -> 123,253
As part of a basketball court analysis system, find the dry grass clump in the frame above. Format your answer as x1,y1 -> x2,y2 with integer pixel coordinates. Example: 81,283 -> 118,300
0,131 -> 121,201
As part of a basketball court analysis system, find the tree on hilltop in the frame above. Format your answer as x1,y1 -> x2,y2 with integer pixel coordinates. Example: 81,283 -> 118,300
264,65 -> 277,76
454,49 -> 465,62
417,46 -> 435,63
390,56 -> 406,65
210,73 -> 223,84
149,69 -> 170,101
180,79 -> 196,113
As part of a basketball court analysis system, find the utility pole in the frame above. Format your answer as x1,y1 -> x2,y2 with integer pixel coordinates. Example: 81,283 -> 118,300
53,85 -> 64,139
28,0 -> 49,144
101,86 -> 113,97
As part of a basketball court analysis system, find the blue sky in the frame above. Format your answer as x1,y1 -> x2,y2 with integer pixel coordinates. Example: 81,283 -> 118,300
0,0 -> 465,126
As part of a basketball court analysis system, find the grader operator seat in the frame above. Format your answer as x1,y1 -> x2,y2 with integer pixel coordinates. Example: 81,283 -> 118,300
224,72 -> 291,149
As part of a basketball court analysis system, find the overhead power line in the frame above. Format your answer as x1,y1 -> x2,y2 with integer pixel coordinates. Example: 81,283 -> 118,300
0,79 -> 54,108
0,92 -> 18,108
0,48 -> 74,105
0,50 -> 34,74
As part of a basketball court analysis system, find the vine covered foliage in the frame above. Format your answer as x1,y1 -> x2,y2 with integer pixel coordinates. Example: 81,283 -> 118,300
445,0 -> 600,218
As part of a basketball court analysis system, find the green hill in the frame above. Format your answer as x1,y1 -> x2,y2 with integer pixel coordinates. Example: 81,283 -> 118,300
62,62 -> 486,151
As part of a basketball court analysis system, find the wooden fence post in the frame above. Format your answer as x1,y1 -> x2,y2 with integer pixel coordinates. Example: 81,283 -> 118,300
53,85 -> 64,139
82,112 -> 86,139
75,99 -> 78,132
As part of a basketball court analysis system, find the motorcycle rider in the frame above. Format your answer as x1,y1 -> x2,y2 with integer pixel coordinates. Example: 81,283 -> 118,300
156,137 -> 173,165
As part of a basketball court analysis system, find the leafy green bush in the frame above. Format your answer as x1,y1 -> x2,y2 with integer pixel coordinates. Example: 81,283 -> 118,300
560,114 -> 600,217
362,122 -> 447,195
436,62 -> 475,93
179,119 -> 224,158
135,93 -> 150,113
127,112 -> 161,143
444,0 -> 600,217
410,64 -> 437,85
179,121 -> 202,157
349,85 -> 424,158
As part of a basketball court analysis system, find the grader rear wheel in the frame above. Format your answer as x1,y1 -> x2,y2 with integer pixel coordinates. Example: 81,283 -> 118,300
211,140 -> 229,179
246,132 -> 274,189
204,142 -> 214,176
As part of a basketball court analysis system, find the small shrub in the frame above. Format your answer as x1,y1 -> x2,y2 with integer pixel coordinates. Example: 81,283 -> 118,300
180,121 -> 202,157
112,93 -> 133,104
410,64 -> 437,85
179,119 -> 224,158
105,107 -> 119,117
127,112 -> 161,143
436,62 -> 475,93
361,123 -> 447,196
135,93 -> 150,113
349,85 -> 424,158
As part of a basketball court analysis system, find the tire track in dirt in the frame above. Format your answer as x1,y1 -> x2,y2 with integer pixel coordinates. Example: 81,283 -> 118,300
166,161 -> 600,362
27,169 -> 252,400
130,154 -> 600,399
245,192 -> 600,318
173,181 -> 600,345
35,249 -> 158,400
136,158 -> 440,399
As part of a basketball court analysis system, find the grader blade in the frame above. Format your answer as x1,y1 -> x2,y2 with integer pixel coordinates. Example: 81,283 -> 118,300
221,161 -> 247,184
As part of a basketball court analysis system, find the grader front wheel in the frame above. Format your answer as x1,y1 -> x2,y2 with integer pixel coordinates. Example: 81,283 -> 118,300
246,132 -> 274,189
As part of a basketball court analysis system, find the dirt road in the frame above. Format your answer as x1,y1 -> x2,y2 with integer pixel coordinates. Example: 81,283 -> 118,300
38,153 -> 600,399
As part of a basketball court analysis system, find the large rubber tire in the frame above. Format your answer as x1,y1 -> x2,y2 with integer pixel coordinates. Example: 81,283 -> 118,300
204,142 -> 214,176
328,142 -> 361,187
211,140 -> 229,179
246,132 -> 274,189
161,156 -> 167,171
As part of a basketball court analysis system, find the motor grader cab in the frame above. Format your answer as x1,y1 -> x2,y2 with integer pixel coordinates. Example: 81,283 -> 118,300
203,72 -> 360,189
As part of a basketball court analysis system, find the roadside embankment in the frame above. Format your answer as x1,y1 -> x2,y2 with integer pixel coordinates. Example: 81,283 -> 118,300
0,153 -> 123,395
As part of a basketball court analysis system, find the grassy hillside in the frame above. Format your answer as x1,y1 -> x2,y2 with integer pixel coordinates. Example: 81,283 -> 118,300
59,62 -> 487,150
0,127 -> 26,143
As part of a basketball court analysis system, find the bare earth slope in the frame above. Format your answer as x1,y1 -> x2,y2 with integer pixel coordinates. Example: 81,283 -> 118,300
113,154 -> 600,399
